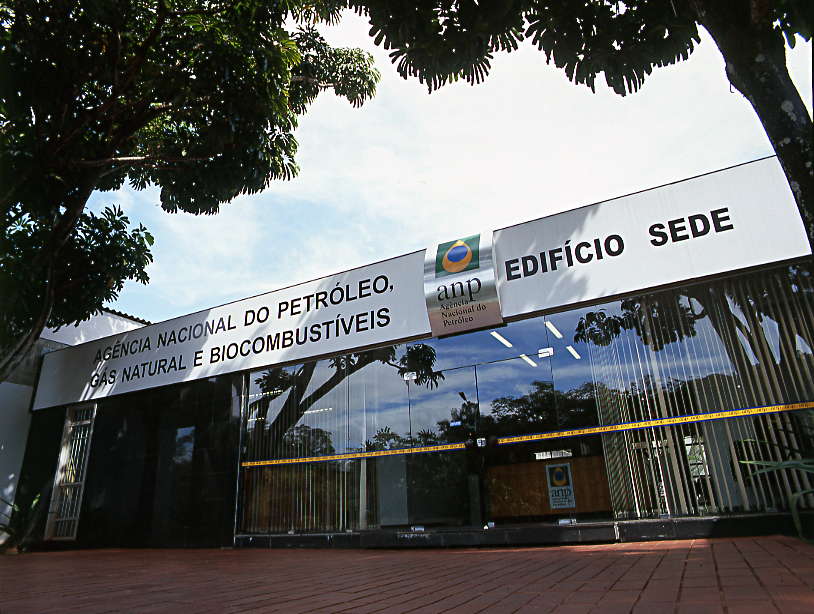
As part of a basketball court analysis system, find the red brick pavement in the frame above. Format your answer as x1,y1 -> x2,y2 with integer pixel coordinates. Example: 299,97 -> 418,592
1,536 -> 813,614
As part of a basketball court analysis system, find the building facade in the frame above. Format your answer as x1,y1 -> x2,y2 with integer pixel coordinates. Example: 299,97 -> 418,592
15,158 -> 814,549
0,310 -> 145,548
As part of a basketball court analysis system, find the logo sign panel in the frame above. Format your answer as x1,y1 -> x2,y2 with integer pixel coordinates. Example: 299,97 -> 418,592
424,233 -> 503,337
547,463 -> 576,509
435,236 -> 480,277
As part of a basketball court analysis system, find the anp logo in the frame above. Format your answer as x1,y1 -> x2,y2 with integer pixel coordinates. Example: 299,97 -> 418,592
436,235 -> 480,278
548,465 -> 570,487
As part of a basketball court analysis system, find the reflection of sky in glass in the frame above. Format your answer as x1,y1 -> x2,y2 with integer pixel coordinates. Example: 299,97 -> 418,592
247,365 -> 295,426
242,287 -> 775,459
556,297 -> 741,395
174,427 -> 194,463
545,311 -> 593,395
408,367 -> 476,436
347,356 -> 411,448
413,318 -> 551,371
476,357 -> 549,416
299,360 -> 349,452
255,382 -> 291,425
248,347 -> 415,454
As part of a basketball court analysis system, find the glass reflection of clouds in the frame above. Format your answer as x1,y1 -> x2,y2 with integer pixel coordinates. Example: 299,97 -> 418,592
408,367 -> 476,437
418,319 -> 550,371
476,357 -> 552,417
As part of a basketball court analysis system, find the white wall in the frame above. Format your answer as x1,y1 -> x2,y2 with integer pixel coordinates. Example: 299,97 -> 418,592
0,383 -> 37,539
42,311 -> 145,345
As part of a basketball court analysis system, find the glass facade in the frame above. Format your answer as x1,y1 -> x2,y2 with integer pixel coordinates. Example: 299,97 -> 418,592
239,265 -> 814,535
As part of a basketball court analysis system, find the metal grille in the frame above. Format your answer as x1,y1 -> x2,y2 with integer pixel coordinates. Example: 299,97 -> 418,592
47,405 -> 95,540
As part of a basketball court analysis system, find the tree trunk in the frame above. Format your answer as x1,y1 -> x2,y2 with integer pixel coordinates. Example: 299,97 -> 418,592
0,263 -> 56,382
0,170 -> 102,382
691,0 -> 814,249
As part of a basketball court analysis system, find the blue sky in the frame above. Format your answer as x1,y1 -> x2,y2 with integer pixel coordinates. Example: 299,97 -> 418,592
88,11 -> 813,325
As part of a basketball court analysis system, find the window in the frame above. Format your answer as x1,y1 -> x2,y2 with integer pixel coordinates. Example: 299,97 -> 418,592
45,405 -> 96,540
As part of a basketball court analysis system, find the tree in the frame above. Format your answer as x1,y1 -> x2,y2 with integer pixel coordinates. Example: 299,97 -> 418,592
574,264 -> 814,405
350,0 -> 812,246
2,205 -> 154,380
0,0 -> 380,381
248,343 -> 442,457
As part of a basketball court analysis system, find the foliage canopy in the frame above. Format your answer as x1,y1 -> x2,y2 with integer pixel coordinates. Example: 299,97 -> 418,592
0,0 -> 380,380
350,0 -> 812,249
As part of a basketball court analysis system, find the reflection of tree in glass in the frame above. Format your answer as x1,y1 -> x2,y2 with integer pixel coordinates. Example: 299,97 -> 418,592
367,399 -> 480,451
574,266 -> 814,405
173,429 -> 195,463
486,380 -> 601,435
365,426 -> 446,451
575,296 -> 702,351
489,381 -> 558,435
366,426 -> 407,451
281,425 -> 336,457
250,344 -> 443,457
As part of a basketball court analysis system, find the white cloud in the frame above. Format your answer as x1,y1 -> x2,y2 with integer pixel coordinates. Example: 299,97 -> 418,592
100,11 -> 812,323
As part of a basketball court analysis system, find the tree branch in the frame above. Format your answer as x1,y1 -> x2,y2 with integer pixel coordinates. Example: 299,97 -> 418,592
0,261 -> 57,382
290,76 -> 334,88
58,155 -> 214,168
29,169 -> 105,275
0,171 -> 32,212
116,0 -> 168,96
169,2 -> 238,18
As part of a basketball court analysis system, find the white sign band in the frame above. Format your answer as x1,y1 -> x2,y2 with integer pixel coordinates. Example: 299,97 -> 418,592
33,158 -> 811,410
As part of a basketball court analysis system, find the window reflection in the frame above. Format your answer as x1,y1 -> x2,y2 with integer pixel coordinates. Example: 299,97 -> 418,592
240,266 -> 814,534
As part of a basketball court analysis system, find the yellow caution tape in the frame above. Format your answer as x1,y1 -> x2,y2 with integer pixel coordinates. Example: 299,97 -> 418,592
241,400 -> 814,468
498,400 -> 814,443
242,442 -> 465,467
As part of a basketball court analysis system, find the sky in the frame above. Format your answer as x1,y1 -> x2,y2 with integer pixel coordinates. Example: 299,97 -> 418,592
87,11 -> 814,325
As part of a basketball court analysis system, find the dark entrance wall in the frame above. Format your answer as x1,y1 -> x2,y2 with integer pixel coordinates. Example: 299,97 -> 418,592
18,374 -> 242,550
12,405 -> 66,548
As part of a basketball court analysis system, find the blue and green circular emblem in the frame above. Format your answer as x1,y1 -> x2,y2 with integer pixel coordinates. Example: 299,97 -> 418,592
548,465 -> 570,487
435,235 -> 480,278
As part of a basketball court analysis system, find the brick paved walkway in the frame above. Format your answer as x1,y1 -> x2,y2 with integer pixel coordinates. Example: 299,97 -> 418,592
1,537 -> 813,614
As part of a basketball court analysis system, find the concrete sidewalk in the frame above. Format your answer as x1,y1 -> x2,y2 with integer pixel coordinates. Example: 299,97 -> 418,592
1,536 -> 813,614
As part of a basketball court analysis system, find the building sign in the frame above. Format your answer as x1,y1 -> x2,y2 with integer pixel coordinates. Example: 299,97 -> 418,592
494,158 -> 811,319
423,233 -> 504,337
33,253 -> 431,410
547,463 -> 576,509
33,158 -> 811,410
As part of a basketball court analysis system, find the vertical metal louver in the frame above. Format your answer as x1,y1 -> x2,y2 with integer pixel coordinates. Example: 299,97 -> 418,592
588,268 -> 814,518
239,265 -> 814,534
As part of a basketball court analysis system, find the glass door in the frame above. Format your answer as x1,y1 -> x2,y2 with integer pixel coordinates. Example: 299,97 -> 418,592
475,322 -> 561,527
406,366 -> 479,529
